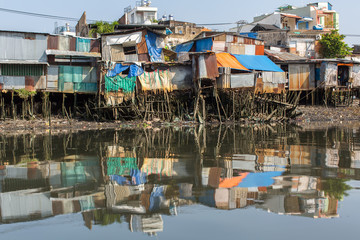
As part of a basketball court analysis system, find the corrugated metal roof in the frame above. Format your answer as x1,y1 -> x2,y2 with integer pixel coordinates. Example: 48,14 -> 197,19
0,60 -> 48,65
45,50 -> 101,58
216,53 -> 249,71
265,49 -> 308,62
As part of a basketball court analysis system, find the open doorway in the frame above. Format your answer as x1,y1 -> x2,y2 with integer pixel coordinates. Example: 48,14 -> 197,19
337,65 -> 350,87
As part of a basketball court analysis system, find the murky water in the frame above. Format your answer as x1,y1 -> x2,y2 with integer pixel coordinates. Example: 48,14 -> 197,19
0,125 -> 360,239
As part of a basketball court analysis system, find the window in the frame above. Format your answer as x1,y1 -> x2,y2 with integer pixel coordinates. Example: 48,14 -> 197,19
123,46 -> 137,55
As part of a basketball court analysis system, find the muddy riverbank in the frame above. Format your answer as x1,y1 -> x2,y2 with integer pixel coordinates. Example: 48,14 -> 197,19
0,105 -> 360,135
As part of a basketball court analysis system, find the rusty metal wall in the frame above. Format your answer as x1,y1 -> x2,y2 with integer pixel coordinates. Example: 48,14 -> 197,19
47,35 -> 59,50
90,40 -> 100,53
216,67 -> 231,89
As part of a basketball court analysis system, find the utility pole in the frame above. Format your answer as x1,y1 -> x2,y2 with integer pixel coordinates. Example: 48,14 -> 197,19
236,20 -> 248,34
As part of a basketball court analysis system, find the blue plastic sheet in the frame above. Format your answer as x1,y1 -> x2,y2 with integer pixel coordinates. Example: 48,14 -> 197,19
128,64 -> 144,78
149,186 -> 165,212
237,171 -> 284,188
195,38 -> 213,52
146,31 -> 163,62
109,175 -> 129,185
107,64 -> 130,77
175,41 -> 194,53
233,55 -> 284,72
107,63 -> 144,78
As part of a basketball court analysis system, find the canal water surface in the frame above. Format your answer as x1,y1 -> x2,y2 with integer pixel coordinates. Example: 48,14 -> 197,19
0,125 -> 359,239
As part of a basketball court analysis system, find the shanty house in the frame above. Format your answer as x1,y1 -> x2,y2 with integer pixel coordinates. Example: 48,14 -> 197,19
0,30 -> 48,91
265,49 -> 316,91
46,34 -> 101,94
101,28 -> 167,63
175,32 -> 265,56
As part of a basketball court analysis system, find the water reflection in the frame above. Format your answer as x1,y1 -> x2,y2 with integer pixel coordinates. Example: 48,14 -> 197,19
0,125 -> 359,235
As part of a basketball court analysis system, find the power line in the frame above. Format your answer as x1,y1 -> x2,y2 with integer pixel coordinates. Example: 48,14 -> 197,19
196,22 -> 236,26
0,7 -> 102,23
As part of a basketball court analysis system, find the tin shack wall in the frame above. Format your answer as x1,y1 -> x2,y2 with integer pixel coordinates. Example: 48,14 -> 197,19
0,32 -> 47,62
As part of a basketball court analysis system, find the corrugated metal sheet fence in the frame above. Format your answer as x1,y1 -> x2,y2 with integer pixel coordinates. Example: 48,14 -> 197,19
1,64 -> 44,76
57,65 -> 97,93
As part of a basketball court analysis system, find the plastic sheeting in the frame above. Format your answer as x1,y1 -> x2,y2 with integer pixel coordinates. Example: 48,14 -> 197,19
321,62 -> 338,87
237,171 -> 284,188
216,53 -> 249,71
106,32 -> 142,45
105,75 -> 136,93
107,64 -> 130,77
233,55 -> 284,72
0,32 -> 47,62
106,63 -> 144,78
195,38 -> 213,52
175,41 -> 194,53
289,64 -> 315,90
138,69 -> 171,91
145,32 -> 163,62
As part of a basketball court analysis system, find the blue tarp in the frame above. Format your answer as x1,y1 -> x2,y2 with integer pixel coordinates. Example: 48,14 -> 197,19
175,41 -> 194,53
107,63 -> 144,78
195,38 -> 213,52
146,31 -> 163,62
107,64 -> 130,77
233,55 -> 284,72
149,186 -> 165,212
129,64 -> 144,78
239,32 -> 258,39
237,171 -> 284,188
110,175 -> 129,185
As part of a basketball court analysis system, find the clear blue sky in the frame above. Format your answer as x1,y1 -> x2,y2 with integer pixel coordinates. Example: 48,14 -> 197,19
0,0 -> 358,45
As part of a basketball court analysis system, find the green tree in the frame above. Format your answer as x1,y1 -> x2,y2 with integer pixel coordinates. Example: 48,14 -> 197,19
89,21 -> 118,37
322,178 -> 352,200
319,30 -> 353,58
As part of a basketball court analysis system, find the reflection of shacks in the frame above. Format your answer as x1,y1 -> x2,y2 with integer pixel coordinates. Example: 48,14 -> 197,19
215,187 -> 259,210
130,214 -> 164,234
289,145 -> 312,165
265,49 -> 316,91
141,158 -> 190,178
52,193 -> 104,216
325,149 -> 339,168
290,176 -> 318,193
0,190 -> 52,223
351,151 -> 360,169
60,156 -> 100,187
255,148 -> 289,171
